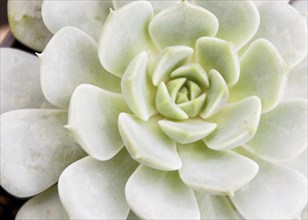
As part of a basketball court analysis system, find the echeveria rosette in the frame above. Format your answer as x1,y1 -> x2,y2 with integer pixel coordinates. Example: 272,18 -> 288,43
0,1 -> 307,220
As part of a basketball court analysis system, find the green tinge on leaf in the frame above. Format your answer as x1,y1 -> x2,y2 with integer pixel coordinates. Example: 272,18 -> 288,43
193,1 -> 260,50
58,150 -> 138,219
152,46 -> 193,86
231,148 -> 307,220
8,0 -> 52,51
178,141 -> 259,195
178,93 -> 206,118
40,26 -> 121,109
229,39 -> 289,113
149,1 -> 218,49
121,51 -> 157,121
245,99 -> 308,161
98,1 -> 153,77
16,186 -> 69,220
196,37 -> 240,86
158,118 -> 216,144
199,69 -> 229,119
67,84 -> 130,161
204,96 -> 262,150
125,165 -> 200,219
42,0 -> 113,42
118,113 -> 181,171
170,63 -> 209,88
156,82 -> 189,120
0,110 -> 85,198
186,81 -> 202,100
166,78 -> 187,102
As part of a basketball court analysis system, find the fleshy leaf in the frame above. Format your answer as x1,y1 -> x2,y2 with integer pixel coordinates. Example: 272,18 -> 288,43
156,82 -> 189,120
118,113 -> 181,171
8,0 -> 52,51
42,0 -> 113,41
58,150 -> 138,219
167,78 -> 187,101
121,51 -> 156,121
282,56 -> 307,100
204,96 -> 261,150
229,39 -> 289,112
126,165 -> 200,219
40,26 -> 121,108
67,84 -> 130,161
193,1 -> 260,50
231,149 -> 307,220
196,37 -> 240,86
178,141 -> 258,195
0,110 -> 85,198
16,186 -> 68,220
245,99 -> 308,161
195,192 -> 241,220
249,1 -> 307,68
158,118 -> 216,144
199,69 -> 229,119
149,1 -> 218,49
152,46 -> 193,86
0,48 -> 52,114
280,148 -> 307,178
98,1 -> 153,77
170,63 -> 209,88
113,0 -> 181,13
178,94 -> 206,118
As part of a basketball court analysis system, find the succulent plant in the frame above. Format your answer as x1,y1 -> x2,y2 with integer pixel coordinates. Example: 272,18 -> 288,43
1,0 -> 307,219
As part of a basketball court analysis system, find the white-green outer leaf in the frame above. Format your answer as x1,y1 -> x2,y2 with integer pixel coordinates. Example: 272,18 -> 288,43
126,165 -> 200,219
67,84 -> 130,161
0,110 -> 85,198
98,1 -> 153,77
229,39 -> 289,113
40,26 -> 121,108
59,151 -> 138,219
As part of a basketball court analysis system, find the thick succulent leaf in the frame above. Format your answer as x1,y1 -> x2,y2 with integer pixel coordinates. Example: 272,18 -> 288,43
152,46 -> 193,86
249,1 -> 307,68
42,0 -> 113,41
58,150 -> 138,219
196,37 -> 240,86
113,0 -> 181,13
156,82 -> 189,120
121,51 -> 156,121
204,96 -> 261,150
178,141 -> 259,195
280,148 -> 307,178
149,1 -> 218,49
0,110 -> 85,198
167,78 -> 187,101
199,69 -> 229,119
118,113 -> 181,171
245,99 -> 308,161
231,149 -> 307,220
40,26 -> 121,108
282,56 -> 307,100
98,1 -> 153,77
8,0 -> 52,51
229,39 -> 289,112
193,1 -> 260,50
126,165 -> 200,219
67,84 -> 130,161
0,48 -> 52,114
16,186 -> 68,220
158,118 -> 216,144
195,192 -> 241,220
170,63 -> 209,88
178,94 -> 206,118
